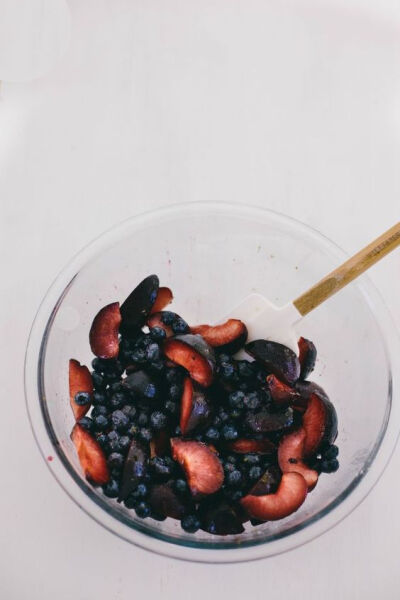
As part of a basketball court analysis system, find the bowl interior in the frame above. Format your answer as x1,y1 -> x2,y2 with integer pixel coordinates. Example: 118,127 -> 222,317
39,205 -> 391,551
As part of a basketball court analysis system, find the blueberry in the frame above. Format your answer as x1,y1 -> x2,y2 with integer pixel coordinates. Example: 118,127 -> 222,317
121,405 -> 137,420
109,382 -> 123,394
144,383 -> 157,399
161,311 -> 175,325
174,479 -> 189,495
137,411 -> 149,426
248,465 -> 262,480
146,343 -> 161,362
77,416 -> 94,432
169,384 -> 181,401
107,430 -> 119,442
96,433 -> 108,449
103,479 -> 119,498
321,458 -> 339,473
220,363 -> 235,379
165,400 -> 178,415
91,405 -> 108,418
129,349 -> 146,363
237,361 -> 254,379
217,409 -> 230,423
243,391 -> 261,411
93,414 -> 109,432
150,327 -> 167,341
92,372 -> 106,390
92,390 -> 107,406
172,317 -> 189,334
181,514 -> 200,533
107,430 -> 121,453
221,424 -> 238,441
151,512 -> 167,522
243,453 -> 260,465
131,483 -> 148,499
227,469 -> 242,487
212,415 -> 222,427
150,411 -> 168,430
91,357 -> 104,372
139,427 -> 152,442
324,445 -> 339,460
150,457 -> 174,479
124,495 -> 137,509
74,391 -> 91,406
205,427 -> 220,442
135,501 -> 151,519
111,410 -> 130,432
107,452 -> 124,469
223,462 -> 236,474
228,391 -> 245,409
218,353 -> 231,364
109,392 -> 126,410
118,435 -> 131,451
225,455 -> 237,464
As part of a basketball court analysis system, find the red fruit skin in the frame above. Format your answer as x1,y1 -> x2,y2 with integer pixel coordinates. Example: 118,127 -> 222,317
89,302 -> 121,359
191,319 -> 248,354
298,337 -> 317,379
227,438 -> 276,454
69,359 -> 93,421
170,438 -> 224,496
240,472 -> 308,521
278,428 -> 318,490
267,374 -> 301,406
180,377 -> 194,435
71,424 -> 109,485
147,312 -> 174,337
164,339 -> 214,387
303,393 -> 338,457
150,287 -> 173,314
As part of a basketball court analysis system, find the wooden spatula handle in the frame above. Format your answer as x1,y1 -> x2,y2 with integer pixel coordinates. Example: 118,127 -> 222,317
293,222 -> 400,316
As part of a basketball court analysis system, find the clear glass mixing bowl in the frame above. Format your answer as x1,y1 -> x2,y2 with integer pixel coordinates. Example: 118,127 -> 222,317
25,202 -> 400,562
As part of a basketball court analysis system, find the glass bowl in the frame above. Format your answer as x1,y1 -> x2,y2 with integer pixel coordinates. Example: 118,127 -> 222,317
25,202 -> 400,563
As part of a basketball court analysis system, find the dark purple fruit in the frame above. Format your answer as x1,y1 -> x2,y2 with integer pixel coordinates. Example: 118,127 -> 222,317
191,319 -> 248,355
298,337 -> 317,379
180,378 -> 212,436
148,481 -> 190,519
199,499 -> 245,535
245,407 -> 294,433
122,370 -> 160,404
249,466 -> 281,496
302,393 -> 338,456
164,334 -> 216,387
245,340 -> 300,384
118,439 -> 149,502
120,275 -> 159,335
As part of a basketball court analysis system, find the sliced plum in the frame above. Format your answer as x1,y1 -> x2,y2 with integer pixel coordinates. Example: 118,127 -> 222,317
69,359 -> 93,421
148,481 -> 189,520
71,424 -> 109,485
164,334 -> 216,387
89,302 -> 121,359
122,370 -> 160,405
199,499 -> 245,535
191,319 -> 248,354
170,438 -> 224,496
245,340 -> 300,385
150,287 -> 173,314
180,378 -> 212,436
302,393 -> 338,457
241,472 -> 308,521
278,428 -> 319,490
120,274 -> 159,335
266,374 -> 302,407
226,438 -> 276,455
248,465 -> 281,496
150,430 -> 170,458
118,439 -> 149,502
298,337 -> 317,379
245,407 -> 294,433
179,377 -> 194,436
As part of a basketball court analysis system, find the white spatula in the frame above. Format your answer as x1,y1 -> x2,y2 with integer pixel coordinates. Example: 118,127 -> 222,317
223,222 -> 400,353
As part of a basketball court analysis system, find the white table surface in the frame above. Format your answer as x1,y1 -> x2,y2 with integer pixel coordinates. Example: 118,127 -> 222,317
1,1 -> 400,598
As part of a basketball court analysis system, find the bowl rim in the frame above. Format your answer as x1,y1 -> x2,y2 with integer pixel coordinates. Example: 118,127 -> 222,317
24,201 -> 400,563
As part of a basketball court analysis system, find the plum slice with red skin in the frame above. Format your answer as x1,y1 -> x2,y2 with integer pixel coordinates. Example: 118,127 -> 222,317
191,319 -> 248,354
150,287 -> 173,314
164,334 -> 216,387
278,428 -> 318,490
267,374 -> 301,407
180,378 -> 211,436
148,482 -> 189,520
118,439 -> 149,502
71,424 -> 109,485
298,337 -> 317,379
245,339 -> 300,384
241,472 -> 307,521
89,302 -> 121,359
171,438 -> 224,496
69,359 -> 93,421
226,438 -> 276,454
180,377 -> 194,435
302,393 -> 338,457
120,274 -> 159,335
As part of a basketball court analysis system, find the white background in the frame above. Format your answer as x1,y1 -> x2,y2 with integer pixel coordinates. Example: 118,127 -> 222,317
1,1 -> 400,598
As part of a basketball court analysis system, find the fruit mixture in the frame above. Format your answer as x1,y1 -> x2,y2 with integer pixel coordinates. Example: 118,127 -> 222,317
69,275 -> 339,535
